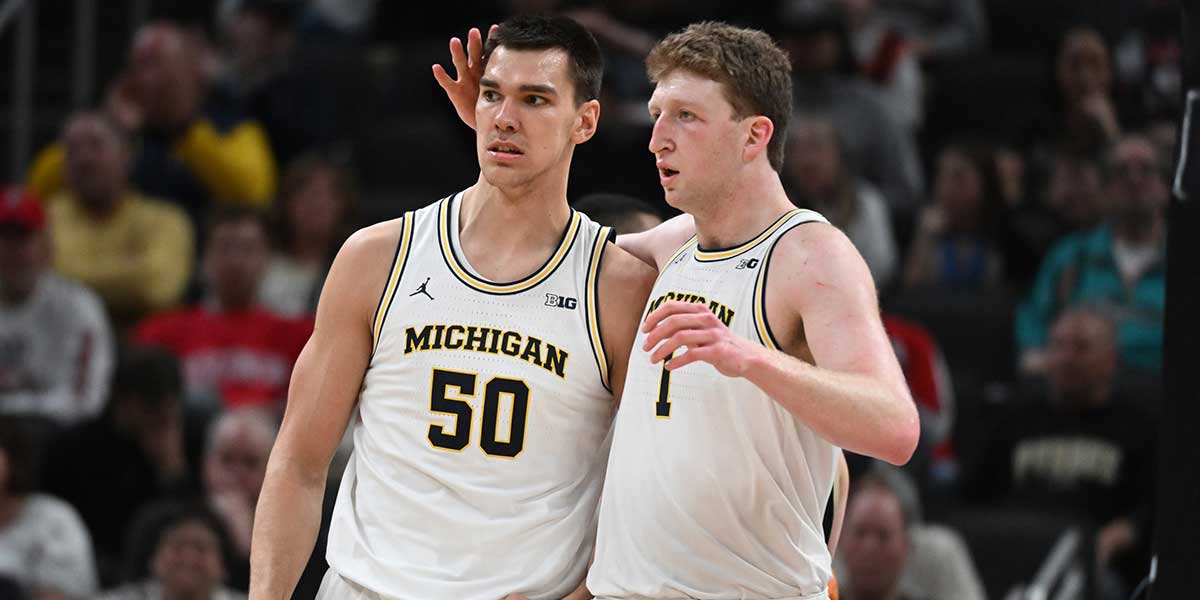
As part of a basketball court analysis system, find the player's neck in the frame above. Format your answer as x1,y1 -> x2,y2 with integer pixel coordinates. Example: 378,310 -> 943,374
691,166 -> 795,250
457,176 -> 573,279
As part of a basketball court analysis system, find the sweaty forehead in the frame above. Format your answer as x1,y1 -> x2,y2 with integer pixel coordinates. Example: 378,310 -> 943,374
484,46 -> 571,89
650,70 -> 730,107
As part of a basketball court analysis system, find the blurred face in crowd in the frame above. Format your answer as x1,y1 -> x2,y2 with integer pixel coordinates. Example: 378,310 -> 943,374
842,486 -> 909,598
785,31 -> 842,75
128,23 -> 205,128
1047,310 -> 1118,409
1046,155 -> 1103,229
286,166 -> 346,245
204,412 -> 275,503
933,147 -> 985,233
222,8 -> 289,80
0,227 -> 47,303
1106,136 -> 1168,224
1058,29 -> 1111,105
648,69 -> 755,212
786,117 -> 843,199
205,217 -> 269,310
64,114 -> 130,207
476,46 -> 599,193
151,519 -> 225,596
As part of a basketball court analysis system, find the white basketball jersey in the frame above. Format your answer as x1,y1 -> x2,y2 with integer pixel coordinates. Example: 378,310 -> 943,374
589,209 -> 839,600
327,192 -> 616,599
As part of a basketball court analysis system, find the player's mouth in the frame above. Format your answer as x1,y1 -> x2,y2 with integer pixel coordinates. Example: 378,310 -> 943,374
658,164 -> 680,186
488,141 -> 525,162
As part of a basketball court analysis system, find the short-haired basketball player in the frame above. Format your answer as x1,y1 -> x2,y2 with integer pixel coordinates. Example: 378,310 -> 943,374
249,16 -> 654,600
440,21 -> 918,599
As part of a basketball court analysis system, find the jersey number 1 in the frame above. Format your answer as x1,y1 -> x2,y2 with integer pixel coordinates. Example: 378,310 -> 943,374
428,368 -> 529,458
656,352 -> 674,418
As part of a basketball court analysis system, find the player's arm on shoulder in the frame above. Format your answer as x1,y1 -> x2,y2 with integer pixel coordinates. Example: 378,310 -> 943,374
763,223 -> 918,464
615,213 -> 695,271
249,220 -> 402,599
597,243 -> 656,405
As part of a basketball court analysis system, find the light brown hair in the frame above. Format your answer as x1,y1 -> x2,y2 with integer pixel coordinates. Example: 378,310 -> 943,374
646,22 -> 793,171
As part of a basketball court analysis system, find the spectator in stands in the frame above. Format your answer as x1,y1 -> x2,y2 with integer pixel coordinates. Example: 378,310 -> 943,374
786,113 -> 897,288
46,112 -> 194,328
202,408 -> 278,589
0,419 -> 98,599
573,193 -> 664,236
259,156 -> 356,318
903,142 -> 1005,291
216,0 -> 338,168
0,187 -> 113,428
1017,134 -> 1166,375
135,209 -> 313,411
838,466 -> 986,600
867,0 -> 987,63
841,0 -> 925,132
27,21 -> 276,228
97,501 -> 242,600
41,345 -> 195,586
777,0 -> 925,215
1049,28 -> 1123,156
882,315 -> 955,484
969,307 -> 1155,590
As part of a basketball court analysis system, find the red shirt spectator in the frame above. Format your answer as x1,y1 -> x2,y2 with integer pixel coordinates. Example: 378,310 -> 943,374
135,306 -> 311,409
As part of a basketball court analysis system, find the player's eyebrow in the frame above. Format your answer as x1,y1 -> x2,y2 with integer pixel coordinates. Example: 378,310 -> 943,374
479,78 -> 557,97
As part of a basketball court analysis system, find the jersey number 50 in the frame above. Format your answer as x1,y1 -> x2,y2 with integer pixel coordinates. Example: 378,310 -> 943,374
427,368 -> 529,458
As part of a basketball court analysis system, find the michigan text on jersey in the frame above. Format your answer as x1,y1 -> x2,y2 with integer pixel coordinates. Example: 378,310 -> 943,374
645,292 -> 736,326
404,324 -> 568,379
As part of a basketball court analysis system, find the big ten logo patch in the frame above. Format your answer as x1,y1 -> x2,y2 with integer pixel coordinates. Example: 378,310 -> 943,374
545,294 -> 578,310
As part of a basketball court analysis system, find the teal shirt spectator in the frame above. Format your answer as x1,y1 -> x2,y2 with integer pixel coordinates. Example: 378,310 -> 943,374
1016,225 -> 1165,372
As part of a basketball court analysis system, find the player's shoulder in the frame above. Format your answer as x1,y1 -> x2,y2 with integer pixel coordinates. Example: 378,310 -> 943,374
771,220 -> 872,291
598,240 -> 656,297
338,217 -> 407,266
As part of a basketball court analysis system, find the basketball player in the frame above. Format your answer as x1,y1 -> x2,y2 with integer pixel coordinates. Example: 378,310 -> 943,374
249,15 -> 654,600
438,21 -> 917,600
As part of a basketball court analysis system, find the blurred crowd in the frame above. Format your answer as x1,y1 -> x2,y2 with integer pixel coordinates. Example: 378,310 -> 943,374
0,0 -> 1177,598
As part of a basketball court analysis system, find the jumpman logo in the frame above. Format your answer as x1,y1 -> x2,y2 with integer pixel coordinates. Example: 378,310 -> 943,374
410,277 -> 434,300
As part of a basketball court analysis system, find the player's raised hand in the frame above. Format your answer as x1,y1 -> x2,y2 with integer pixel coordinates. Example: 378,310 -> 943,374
643,300 -> 758,377
432,25 -> 497,131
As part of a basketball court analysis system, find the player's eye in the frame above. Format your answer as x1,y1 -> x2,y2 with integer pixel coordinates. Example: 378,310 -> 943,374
525,95 -> 547,106
481,90 -> 500,102
679,110 -> 695,121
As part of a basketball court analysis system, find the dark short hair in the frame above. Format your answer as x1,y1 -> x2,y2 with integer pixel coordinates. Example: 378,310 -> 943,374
573,193 -> 663,234
122,500 -> 236,582
111,344 -> 183,408
483,14 -> 604,105
647,22 -> 794,172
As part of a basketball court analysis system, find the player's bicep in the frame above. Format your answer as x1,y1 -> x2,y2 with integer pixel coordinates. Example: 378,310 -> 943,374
780,226 -> 904,386
273,226 -> 397,482
597,246 -> 656,405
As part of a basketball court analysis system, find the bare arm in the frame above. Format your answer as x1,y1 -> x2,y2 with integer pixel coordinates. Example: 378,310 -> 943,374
642,224 -> 918,465
249,223 -> 400,599
615,214 -> 695,271
597,243 -> 658,405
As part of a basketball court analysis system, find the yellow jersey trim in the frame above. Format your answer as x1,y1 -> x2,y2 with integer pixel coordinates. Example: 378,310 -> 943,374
585,226 -> 613,392
693,209 -> 807,262
372,213 -> 415,354
438,194 -> 582,295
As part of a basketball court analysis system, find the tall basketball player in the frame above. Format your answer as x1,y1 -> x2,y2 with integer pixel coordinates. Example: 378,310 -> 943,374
440,21 -> 918,600
249,16 -> 654,600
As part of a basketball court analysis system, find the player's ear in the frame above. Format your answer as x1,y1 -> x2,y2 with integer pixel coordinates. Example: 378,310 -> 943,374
743,115 -> 774,164
573,99 -> 600,145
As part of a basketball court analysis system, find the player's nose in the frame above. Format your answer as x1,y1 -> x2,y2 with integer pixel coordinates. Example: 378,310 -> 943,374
648,117 -> 672,154
494,98 -> 519,132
